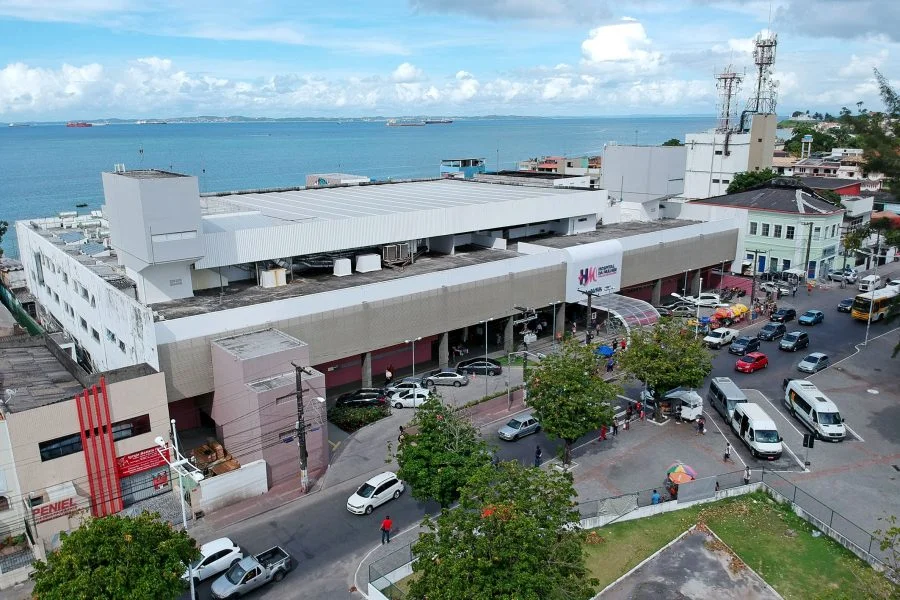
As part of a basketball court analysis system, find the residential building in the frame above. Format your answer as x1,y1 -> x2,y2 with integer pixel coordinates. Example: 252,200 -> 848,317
517,155 -> 601,177
682,179 -> 845,279
795,177 -> 862,197
683,113 -> 778,200
440,157 -> 486,179
17,169 -> 744,487
599,145 -> 687,212
791,149 -> 884,191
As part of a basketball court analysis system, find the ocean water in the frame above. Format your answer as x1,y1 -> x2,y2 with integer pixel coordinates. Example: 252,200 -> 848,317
0,116 -> 715,257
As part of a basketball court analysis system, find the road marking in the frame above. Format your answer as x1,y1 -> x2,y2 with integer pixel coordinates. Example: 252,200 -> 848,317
845,424 -> 864,442
701,409 -> 747,468
744,388 -> 804,437
352,522 -> 421,599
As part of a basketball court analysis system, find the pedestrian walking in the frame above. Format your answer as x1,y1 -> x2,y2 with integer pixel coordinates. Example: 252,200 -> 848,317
385,366 -> 393,385
612,417 -> 619,436
571,323 -> 577,337
715,481 -> 720,492
598,424 -> 607,442
381,515 -> 393,544
398,425 -> 405,444
612,336 -> 618,349
807,282 -> 813,295
791,285 -> 797,297
724,442 -> 732,463
651,489 -> 661,505
606,357 -> 615,373
696,417 -> 704,435
743,466 -> 751,485
640,408 -> 645,422
626,404 -> 633,422
534,445 -> 542,467
620,338 -> 627,351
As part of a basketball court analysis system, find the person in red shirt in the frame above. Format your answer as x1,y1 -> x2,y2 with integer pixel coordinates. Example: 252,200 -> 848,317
381,516 -> 393,544
620,338 -> 627,350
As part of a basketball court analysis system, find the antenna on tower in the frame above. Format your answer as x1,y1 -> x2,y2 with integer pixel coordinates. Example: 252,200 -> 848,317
715,65 -> 743,133
747,31 -> 778,115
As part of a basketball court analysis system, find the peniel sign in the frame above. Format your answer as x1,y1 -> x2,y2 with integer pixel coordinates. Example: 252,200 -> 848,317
32,497 -> 80,524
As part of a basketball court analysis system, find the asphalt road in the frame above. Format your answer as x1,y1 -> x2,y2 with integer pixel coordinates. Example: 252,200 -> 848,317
185,268 -> 899,600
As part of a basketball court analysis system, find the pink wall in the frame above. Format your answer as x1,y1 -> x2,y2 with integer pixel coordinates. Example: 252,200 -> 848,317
317,335 -> 438,388
167,396 -> 200,430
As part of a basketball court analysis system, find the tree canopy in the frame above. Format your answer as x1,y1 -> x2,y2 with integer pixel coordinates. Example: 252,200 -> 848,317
524,339 -> 618,465
31,512 -> 199,600
726,168 -> 777,194
661,138 -> 683,146
783,125 -> 839,156
614,317 -> 713,396
397,398 -> 491,508
409,461 -> 597,600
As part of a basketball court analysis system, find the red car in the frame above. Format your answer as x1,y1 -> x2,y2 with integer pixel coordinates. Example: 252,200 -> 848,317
735,352 -> 768,373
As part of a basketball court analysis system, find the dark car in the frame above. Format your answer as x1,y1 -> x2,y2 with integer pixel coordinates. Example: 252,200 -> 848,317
729,336 -> 760,355
770,308 -> 797,323
837,298 -> 853,313
336,388 -> 387,408
757,322 -> 786,341
779,331 -> 810,352
457,357 -> 502,376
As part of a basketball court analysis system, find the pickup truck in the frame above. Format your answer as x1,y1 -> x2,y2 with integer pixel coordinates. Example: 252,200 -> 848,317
703,327 -> 739,349
210,546 -> 292,599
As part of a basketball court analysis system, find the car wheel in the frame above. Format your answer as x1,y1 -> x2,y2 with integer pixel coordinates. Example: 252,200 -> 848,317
393,489 -> 401,499
453,381 -> 461,387
394,402 -> 403,409
365,504 -> 373,515
274,570 -> 286,583
193,577 -> 200,588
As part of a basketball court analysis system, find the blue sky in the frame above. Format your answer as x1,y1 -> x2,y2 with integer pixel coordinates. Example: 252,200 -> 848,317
0,0 -> 897,119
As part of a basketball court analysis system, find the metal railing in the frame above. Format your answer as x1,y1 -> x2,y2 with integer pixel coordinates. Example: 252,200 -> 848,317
368,542 -> 414,599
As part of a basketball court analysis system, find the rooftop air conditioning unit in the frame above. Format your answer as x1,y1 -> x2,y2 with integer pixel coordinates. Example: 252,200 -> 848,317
382,243 -> 411,263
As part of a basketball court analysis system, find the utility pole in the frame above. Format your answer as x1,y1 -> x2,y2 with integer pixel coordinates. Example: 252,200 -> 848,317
292,362 -> 315,492
803,221 -> 814,280
749,249 -> 761,320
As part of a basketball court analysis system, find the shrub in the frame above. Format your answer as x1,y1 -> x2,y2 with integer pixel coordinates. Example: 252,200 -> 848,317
330,405 -> 390,433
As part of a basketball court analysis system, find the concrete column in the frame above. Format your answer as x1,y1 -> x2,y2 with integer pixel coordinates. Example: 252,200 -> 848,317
555,303 -> 566,338
361,352 -> 372,387
504,317 -> 514,353
691,270 -> 702,295
461,326 -> 469,343
438,332 -> 449,369
651,278 -> 662,306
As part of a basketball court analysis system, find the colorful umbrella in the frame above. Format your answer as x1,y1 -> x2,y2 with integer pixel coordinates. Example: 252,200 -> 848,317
668,472 -> 695,485
666,463 -> 697,479
595,345 -> 615,357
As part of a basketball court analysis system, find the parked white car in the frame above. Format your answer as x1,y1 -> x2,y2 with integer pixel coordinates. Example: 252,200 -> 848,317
347,472 -> 405,515
389,389 -> 432,408
183,537 -> 244,585
682,292 -> 723,307
703,327 -> 739,349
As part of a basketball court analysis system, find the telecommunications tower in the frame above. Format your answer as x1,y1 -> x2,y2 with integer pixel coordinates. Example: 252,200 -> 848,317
715,66 -> 743,133
748,32 -> 778,115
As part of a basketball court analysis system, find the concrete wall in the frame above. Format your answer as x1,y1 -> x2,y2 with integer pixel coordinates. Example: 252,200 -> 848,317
684,131 -> 752,200
747,114 -> 777,172
660,203 -> 749,273
158,260 -> 566,400
600,145 -> 687,203
195,459 -> 268,514
15,224 -> 158,372
0,421 -> 26,534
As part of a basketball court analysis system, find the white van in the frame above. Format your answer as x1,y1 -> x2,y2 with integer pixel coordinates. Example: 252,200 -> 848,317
708,377 -> 748,418
783,380 -> 846,442
858,274 -> 883,292
729,403 -> 783,460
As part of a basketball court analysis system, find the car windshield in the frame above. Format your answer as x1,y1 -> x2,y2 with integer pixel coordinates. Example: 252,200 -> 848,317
755,430 -> 780,443
802,311 -> 816,318
739,356 -> 755,363
356,483 -> 376,498
226,563 -> 246,585
803,355 -> 820,363
709,331 -> 723,338
819,412 -> 842,425
762,324 -> 777,332
735,338 -> 751,345
783,333 -> 798,342
506,419 -> 522,429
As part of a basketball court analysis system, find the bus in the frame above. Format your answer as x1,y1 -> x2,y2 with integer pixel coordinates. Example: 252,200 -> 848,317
851,287 -> 899,322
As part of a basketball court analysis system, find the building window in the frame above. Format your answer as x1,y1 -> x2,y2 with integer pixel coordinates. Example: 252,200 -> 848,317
714,150 -> 723,155
91,296 -> 96,308
92,328 -> 100,342
39,433 -> 83,461
749,222 -> 758,235
106,329 -> 117,343
831,224 -> 837,237
722,179 -> 730,184
119,340 -> 126,352
109,414 -> 151,442
53,292 -> 59,304
782,259 -> 791,271
33,252 -> 45,285
62,272 -> 68,284
773,225 -> 782,238
0,496 -> 9,511
814,226 -> 821,240
81,287 -> 89,301
786,226 -> 795,240
80,317 -> 87,330
761,223 -> 770,237
712,179 -> 720,184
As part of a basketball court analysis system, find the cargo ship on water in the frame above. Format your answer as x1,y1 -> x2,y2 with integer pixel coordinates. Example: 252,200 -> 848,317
424,119 -> 453,124
386,119 -> 425,127
66,121 -> 92,128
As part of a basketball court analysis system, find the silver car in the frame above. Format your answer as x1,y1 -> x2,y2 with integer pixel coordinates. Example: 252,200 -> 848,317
498,413 -> 540,441
424,370 -> 470,387
797,352 -> 829,373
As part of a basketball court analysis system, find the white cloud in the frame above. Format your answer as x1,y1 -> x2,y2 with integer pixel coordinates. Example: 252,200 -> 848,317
838,50 -> 888,78
580,19 -> 662,73
391,62 -> 424,83
450,71 -> 479,102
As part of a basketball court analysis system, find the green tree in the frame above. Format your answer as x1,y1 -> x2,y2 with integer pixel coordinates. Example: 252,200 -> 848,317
524,339 -> 618,465
784,124 -> 837,156
31,512 -> 199,600
397,398 -> 491,508
0,221 -> 8,258
615,318 -> 713,397
818,189 -> 843,206
409,461 -> 597,600
726,168 -> 777,194
661,138 -> 683,146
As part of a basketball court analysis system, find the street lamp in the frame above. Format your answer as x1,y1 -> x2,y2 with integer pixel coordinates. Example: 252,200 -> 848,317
480,319 -> 491,397
155,419 -> 204,600
506,350 -> 544,409
404,337 -> 422,378
695,277 -> 702,339
854,244 -> 882,347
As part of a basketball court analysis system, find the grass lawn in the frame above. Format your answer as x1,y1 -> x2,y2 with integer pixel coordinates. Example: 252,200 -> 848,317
583,492 -> 896,599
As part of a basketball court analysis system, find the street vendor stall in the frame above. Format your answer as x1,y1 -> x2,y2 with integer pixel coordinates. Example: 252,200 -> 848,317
665,463 -> 697,500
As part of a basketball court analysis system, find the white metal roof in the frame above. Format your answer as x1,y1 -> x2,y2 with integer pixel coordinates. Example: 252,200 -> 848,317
201,179 -> 584,223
